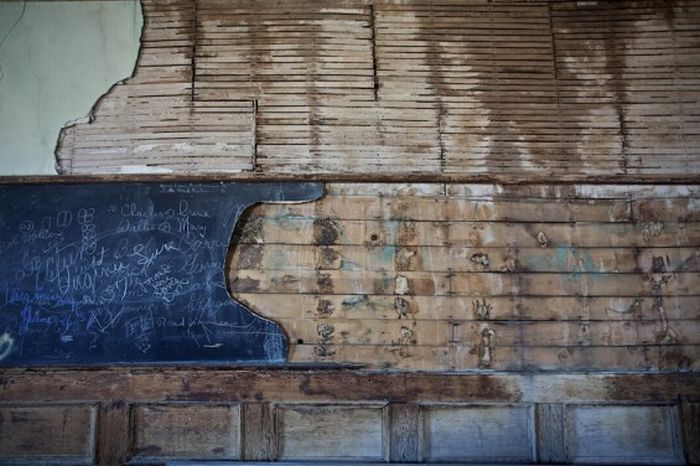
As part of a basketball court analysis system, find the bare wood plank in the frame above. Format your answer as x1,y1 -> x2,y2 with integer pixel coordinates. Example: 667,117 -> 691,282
0,404 -> 97,463
535,403 -> 566,464
388,403 -> 422,463
235,293 -> 700,322
1,370 -> 699,404
51,0 -> 700,180
241,402 -> 276,461
276,404 -> 386,461
680,399 -> 700,465
132,404 -> 241,459
97,401 -> 132,466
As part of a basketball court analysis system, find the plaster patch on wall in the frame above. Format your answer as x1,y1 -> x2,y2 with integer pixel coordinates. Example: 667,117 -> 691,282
0,1 -> 142,175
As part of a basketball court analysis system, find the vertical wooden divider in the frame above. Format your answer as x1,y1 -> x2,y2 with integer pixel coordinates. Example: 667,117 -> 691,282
242,401 -> 277,461
681,398 -> 700,465
97,401 -> 132,465
535,403 -> 567,464
388,403 -> 423,463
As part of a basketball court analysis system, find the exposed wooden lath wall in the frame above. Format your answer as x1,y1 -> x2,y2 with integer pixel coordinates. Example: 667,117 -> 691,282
56,0 -> 700,178
230,183 -> 700,371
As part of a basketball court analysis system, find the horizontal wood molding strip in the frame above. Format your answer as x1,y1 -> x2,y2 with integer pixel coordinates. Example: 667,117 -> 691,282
1,174 -> 699,185
0,370 -> 698,404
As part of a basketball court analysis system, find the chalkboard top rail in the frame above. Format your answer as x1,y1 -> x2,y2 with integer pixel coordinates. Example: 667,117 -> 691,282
0,174 -> 698,186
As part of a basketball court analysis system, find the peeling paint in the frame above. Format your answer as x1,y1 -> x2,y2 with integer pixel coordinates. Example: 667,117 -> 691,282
477,325 -> 496,369
470,252 -> 490,268
395,275 -> 410,295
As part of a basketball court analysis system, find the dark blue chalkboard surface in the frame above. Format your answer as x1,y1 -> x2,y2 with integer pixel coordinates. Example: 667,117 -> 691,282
0,182 -> 323,365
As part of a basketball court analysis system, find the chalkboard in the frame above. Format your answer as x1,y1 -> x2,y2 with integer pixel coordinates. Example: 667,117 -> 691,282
0,182 -> 323,365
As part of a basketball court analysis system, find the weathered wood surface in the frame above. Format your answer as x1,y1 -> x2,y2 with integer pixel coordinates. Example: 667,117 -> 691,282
681,399 -> 700,465
230,183 -> 700,371
241,402 -> 276,461
0,369 -> 698,464
423,405 -> 534,462
535,403 -> 566,464
388,403 -> 421,462
132,404 -> 241,459
565,404 -> 684,464
277,404 -> 386,460
56,0 -> 700,179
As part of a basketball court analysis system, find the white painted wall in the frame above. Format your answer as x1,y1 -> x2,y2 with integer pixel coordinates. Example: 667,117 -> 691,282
0,1 -> 142,175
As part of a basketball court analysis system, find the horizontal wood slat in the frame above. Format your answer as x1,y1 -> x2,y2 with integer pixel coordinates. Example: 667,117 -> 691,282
55,0 -> 700,180
229,183 -> 699,371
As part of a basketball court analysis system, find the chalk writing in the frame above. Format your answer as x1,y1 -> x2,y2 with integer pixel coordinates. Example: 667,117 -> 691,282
0,333 -> 13,361
0,182 -> 323,365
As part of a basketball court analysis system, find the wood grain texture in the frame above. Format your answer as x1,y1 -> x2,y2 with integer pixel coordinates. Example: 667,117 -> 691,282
388,403 -> 422,462
230,182 -> 700,371
241,402 -> 276,461
277,404 -> 386,460
5,370 -> 698,404
681,400 -> 700,465
0,371 -> 697,464
97,401 -> 131,466
55,0 -> 700,180
132,404 -> 241,459
0,367 -> 700,465
0,404 -> 96,463
536,403 -> 566,464
423,405 -> 534,462
564,404 -> 684,464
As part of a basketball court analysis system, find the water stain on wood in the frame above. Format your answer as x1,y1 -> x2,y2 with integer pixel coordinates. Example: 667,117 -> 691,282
228,183 -> 699,371
313,218 -> 341,246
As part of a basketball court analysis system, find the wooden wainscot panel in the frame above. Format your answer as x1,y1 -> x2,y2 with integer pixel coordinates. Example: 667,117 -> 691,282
0,403 -> 96,464
132,404 -> 241,460
276,404 -> 387,461
565,404 -> 684,464
422,404 -> 535,463
681,399 -> 700,465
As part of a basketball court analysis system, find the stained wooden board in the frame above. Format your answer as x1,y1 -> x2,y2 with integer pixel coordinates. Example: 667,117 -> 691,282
233,244 -> 700,273
229,182 -> 699,370
289,343 -> 700,371
55,0 -> 700,179
235,294 -> 700,322
256,196 -> 633,222
276,318 -> 700,347
231,269 -> 700,297
240,217 -> 700,248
